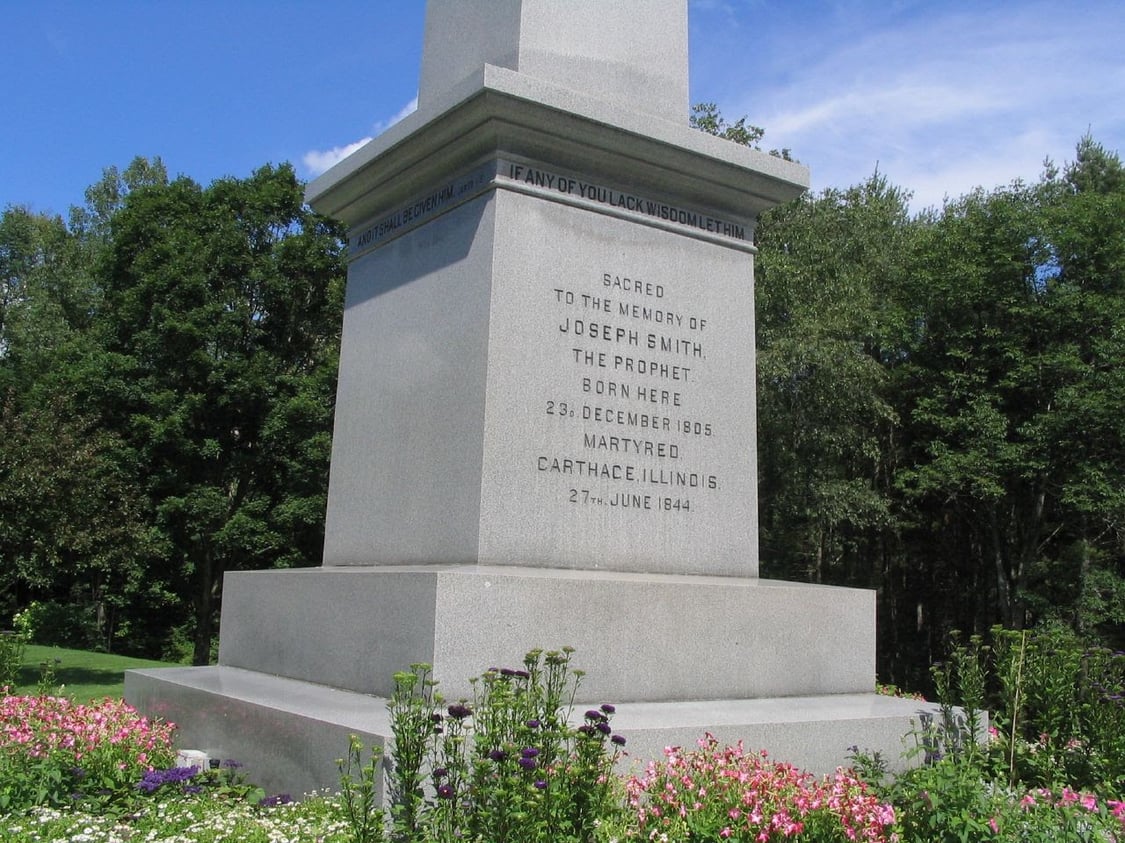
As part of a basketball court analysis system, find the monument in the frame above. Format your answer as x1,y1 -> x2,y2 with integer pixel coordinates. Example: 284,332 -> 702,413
127,0 -> 941,796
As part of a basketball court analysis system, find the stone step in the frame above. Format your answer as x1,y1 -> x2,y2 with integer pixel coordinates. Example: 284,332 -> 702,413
126,664 -> 943,799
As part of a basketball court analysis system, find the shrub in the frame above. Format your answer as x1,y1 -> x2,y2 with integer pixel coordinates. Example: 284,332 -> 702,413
341,648 -> 629,843
933,625 -> 1125,792
12,601 -> 102,651
0,633 -> 24,689
888,760 -> 1125,842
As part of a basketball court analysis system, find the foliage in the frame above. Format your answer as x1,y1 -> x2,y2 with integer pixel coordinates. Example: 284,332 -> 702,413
747,132 -> 1125,687
0,792 -> 353,842
886,761 -> 1124,843
1,159 -> 346,663
1,649 -> 1124,842
10,601 -> 102,650
892,137 -> 1125,656
691,102 -> 793,160
88,163 -> 345,663
755,175 -> 910,586
936,626 -> 1125,792
337,736 -> 384,843
337,648 -> 628,843
0,634 -> 23,689
861,624 -> 1125,841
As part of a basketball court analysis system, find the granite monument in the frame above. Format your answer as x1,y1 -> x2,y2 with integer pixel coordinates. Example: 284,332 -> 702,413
127,0 -> 941,796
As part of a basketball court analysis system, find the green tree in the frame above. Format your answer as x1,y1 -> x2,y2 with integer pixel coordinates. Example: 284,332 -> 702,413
755,175 -> 911,587
87,163 -> 344,663
1,179 -> 174,649
1031,136 -> 1125,638
690,102 -> 793,160
894,138 -> 1125,648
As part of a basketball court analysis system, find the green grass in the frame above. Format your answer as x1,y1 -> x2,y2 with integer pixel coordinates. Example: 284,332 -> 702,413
11,644 -> 176,701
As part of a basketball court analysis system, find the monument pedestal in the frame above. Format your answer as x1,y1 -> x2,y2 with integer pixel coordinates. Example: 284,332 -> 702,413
128,0 -> 945,798
127,663 -> 935,798
214,566 -> 876,703
126,565 -> 942,796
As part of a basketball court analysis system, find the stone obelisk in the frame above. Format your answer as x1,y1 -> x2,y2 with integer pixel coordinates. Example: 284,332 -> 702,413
127,0 -> 941,796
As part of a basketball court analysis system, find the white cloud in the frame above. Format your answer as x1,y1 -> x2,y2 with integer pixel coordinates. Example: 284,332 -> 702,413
302,138 -> 373,177
693,1 -> 1125,213
301,96 -> 419,178
375,96 -> 419,134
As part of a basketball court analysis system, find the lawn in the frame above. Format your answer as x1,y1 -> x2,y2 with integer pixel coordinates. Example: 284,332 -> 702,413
10,644 -> 175,701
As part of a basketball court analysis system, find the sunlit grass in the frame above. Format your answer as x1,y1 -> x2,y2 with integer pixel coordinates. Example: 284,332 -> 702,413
11,644 -> 174,702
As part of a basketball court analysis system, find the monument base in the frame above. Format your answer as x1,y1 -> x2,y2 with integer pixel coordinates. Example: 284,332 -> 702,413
126,665 -> 940,798
213,565 -> 876,702
126,565 -> 943,797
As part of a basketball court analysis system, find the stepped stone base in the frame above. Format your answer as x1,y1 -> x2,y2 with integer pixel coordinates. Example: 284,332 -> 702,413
125,564 -> 928,797
214,565 -> 876,703
126,665 -> 940,798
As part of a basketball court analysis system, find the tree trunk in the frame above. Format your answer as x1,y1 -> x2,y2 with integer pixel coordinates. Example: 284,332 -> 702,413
192,547 -> 215,666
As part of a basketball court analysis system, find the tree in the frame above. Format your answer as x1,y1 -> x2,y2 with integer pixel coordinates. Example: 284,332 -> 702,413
894,138 -> 1125,649
690,102 -> 793,160
87,163 -> 344,663
755,175 -> 912,587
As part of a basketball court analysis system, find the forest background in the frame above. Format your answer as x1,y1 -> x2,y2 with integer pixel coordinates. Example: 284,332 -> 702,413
1,124 -> 1122,693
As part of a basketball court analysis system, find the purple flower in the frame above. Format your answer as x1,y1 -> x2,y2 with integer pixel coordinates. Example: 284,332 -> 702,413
520,747 -> 540,758
584,709 -> 606,722
488,749 -> 508,762
500,668 -> 517,677
578,725 -> 596,736
437,784 -> 455,799
518,757 -> 537,771
525,719 -> 541,729
596,721 -> 612,735
135,766 -> 199,793
514,670 -> 531,679
447,703 -> 472,720
611,734 -> 627,746
534,779 -> 548,790
600,704 -> 616,715
433,767 -> 449,779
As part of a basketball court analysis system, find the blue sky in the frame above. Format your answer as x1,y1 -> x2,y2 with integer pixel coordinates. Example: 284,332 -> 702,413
3,1 -> 1122,219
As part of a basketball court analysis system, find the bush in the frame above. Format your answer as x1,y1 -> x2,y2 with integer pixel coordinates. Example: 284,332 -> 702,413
932,625 -> 1125,792
0,633 -> 25,689
350,648 -> 629,843
12,601 -> 102,651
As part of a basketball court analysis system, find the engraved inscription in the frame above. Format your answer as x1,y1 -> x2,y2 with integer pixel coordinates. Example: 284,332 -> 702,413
539,265 -> 722,516
504,162 -> 749,241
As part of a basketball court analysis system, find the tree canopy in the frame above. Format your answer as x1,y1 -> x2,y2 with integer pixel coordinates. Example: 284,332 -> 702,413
1,161 -> 344,662
1,134 -> 1121,686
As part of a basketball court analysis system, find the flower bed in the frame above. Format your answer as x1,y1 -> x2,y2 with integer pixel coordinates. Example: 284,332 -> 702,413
2,630 -> 1125,842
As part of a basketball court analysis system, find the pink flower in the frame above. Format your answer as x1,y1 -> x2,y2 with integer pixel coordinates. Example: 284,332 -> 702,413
988,817 -> 998,834
1080,793 -> 1098,812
